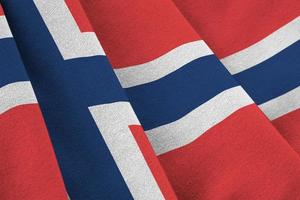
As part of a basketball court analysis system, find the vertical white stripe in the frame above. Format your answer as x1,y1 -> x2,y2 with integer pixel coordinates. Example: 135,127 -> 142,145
0,16 -> 12,39
34,0 -> 105,60
89,102 -> 165,200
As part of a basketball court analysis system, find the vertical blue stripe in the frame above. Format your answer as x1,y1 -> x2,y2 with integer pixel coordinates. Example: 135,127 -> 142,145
2,1 -> 133,199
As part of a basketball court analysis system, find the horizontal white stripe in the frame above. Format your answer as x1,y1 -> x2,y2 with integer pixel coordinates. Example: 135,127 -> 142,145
146,86 -> 253,155
221,16 -> 300,74
0,16 -> 12,39
34,0 -> 105,60
0,81 -> 37,114
114,40 -> 213,88
259,86 -> 300,120
89,102 -> 165,200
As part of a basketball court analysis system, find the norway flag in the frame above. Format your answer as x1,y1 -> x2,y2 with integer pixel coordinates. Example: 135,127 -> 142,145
1,1 -> 300,200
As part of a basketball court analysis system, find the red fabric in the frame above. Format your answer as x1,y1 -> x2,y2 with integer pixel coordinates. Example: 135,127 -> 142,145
172,0 -> 300,58
0,5 -> 4,15
80,0 -> 200,68
159,104 -> 300,200
65,0 -> 93,32
0,105 -> 68,200
273,109 -> 300,155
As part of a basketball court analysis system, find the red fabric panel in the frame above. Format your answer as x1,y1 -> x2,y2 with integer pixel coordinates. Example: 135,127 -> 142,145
130,125 -> 178,200
80,0 -> 200,68
0,104 -> 68,200
65,0 -> 93,32
173,0 -> 300,58
273,109 -> 300,155
159,105 -> 300,200
0,5 -> 4,16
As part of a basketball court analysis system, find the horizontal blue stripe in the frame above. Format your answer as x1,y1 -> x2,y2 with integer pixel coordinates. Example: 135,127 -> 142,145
126,55 -> 238,130
2,1 -> 133,199
0,38 -> 28,87
234,40 -> 300,104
